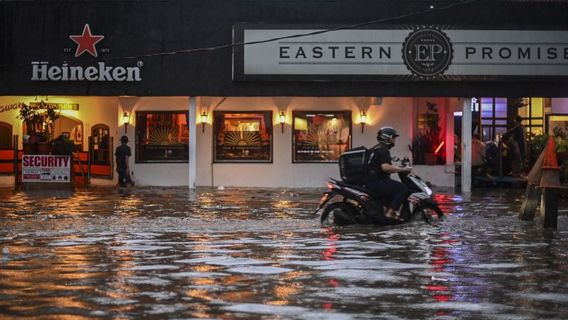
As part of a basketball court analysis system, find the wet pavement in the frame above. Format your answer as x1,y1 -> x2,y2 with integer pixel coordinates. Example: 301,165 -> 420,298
0,186 -> 567,320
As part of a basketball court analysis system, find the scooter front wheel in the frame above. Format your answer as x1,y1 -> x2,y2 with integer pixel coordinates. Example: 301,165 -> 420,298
413,202 -> 444,224
320,202 -> 359,227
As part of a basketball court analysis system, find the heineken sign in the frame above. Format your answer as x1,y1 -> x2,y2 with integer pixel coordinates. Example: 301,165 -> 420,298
31,24 -> 142,82
234,26 -> 568,80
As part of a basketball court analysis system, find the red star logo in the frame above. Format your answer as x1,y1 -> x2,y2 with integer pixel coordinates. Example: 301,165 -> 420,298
69,24 -> 104,58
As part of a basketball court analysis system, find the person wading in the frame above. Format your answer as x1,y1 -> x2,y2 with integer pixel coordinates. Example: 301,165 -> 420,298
115,135 -> 133,187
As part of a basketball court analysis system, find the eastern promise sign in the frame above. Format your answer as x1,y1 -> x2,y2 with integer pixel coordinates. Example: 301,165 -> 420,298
233,26 -> 568,80
22,155 -> 71,183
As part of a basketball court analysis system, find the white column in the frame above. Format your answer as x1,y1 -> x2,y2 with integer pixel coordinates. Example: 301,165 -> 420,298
446,111 -> 454,165
461,98 -> 472,193
188,96 -> 197,189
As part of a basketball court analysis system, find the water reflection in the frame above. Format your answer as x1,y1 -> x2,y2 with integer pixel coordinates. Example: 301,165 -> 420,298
0,186 -> 567,319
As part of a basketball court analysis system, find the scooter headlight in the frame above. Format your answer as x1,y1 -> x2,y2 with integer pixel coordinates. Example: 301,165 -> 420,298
424,185 -> 433,196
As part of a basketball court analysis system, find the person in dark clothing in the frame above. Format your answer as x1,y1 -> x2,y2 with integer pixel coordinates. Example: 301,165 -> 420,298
115,135 -> 133,187
366,126 -> 410,221
504,115 -> 526,177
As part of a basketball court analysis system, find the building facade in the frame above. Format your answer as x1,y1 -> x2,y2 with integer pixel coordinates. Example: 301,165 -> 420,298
1,0 -> 568,189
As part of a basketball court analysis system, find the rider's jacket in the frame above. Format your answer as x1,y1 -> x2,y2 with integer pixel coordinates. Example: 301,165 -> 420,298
368,145 -> 392,180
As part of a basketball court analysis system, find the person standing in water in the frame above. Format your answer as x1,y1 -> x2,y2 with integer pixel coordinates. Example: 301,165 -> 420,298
115,135 -> 133,187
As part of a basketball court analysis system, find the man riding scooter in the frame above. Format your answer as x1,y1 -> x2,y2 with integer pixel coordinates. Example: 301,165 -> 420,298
366,126 -> 411,222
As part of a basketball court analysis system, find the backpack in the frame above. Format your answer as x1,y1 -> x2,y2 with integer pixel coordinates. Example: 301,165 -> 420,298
339,145 -> 378,184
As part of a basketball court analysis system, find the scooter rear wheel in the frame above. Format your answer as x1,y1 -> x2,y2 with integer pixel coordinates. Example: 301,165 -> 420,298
320,202 -> 359,227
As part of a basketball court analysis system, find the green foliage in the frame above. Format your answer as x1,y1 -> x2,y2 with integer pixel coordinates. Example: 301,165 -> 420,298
17,101 -> 60,140
526,132 -> 549,158
555,136 -> 568,153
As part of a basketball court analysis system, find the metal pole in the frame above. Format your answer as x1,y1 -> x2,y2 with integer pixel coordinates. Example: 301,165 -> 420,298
87,136 -> 92,184
542,188 -> 558,229
188,96 -> 197,189
13,135 -> 18,188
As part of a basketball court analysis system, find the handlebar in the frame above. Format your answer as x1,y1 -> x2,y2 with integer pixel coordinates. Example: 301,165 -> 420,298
391,156 -> 412,167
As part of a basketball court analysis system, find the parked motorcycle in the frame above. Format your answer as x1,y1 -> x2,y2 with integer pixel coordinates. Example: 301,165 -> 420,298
316,157 -> 444,227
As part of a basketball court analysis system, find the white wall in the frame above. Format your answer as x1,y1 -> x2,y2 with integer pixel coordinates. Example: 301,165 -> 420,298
122,97 -> 189,187
196,96 -> 419,188
2,95 -> 459,188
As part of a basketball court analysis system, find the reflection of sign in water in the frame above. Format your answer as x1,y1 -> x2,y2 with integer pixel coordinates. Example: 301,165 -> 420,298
22,155 -> 71,183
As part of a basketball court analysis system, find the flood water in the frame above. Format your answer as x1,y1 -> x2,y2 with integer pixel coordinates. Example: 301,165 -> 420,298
1,186 -> 567,319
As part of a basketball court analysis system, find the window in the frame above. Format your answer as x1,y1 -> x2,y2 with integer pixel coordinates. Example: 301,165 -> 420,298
480,97 -> 508,141
292,111 -> 351,163
518,97 -> 546,136
213,111 -> 273,162
135,111 -> 189,163
0,122 -> 12,149
546,114 -> 568,137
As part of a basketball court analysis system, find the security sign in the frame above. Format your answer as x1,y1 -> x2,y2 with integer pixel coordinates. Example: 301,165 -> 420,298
22,155 -> 71,183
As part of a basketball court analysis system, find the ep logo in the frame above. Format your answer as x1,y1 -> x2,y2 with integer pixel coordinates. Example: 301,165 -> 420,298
402,27 -> 453,78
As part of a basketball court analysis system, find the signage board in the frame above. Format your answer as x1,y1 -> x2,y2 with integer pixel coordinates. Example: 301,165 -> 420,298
22,155 -> 71,183
29,102 -> 79,111
30,23 -> 143,82
234,26 -> 568,81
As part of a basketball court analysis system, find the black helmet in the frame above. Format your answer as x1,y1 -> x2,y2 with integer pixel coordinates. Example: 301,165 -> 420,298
377,126 -> 399,148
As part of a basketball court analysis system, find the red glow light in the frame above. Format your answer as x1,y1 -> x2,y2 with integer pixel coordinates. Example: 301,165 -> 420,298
425,285 -> 449,292
434,141 -> 445,154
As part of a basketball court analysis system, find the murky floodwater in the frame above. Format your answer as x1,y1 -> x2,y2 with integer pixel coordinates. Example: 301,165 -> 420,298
1,186 -> 567,319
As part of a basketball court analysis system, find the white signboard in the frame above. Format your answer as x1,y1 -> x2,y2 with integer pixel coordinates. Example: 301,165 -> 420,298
237,27 -> 568,79
22,155 -> 71,183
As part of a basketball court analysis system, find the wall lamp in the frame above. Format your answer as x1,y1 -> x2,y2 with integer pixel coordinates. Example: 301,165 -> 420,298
279,111 -> 286,133
360,111 -> 367,133
123,112 -> 130,133
200,111 -> 208,133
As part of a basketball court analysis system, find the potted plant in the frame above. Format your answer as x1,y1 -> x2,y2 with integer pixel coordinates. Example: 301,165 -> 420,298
526,132 -> 548,168
18,101 -> 60,154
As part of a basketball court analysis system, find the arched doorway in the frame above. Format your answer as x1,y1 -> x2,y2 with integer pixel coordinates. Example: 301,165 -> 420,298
0,122 -> 13,149
91,124 -> 111,165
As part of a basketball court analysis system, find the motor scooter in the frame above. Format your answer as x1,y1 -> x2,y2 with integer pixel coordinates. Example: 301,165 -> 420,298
316,157 -> 444,227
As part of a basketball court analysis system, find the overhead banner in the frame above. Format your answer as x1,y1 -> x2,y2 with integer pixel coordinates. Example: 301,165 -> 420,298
22,155 -> 71,183
233,25 -> 568,81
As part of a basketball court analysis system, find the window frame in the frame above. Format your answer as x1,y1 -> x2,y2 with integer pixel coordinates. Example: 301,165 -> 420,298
212,110 -> 273,163
134,110 -> 189,163
90,124 -> 111,165
479,97 -> 508,142
291,110 -> 352,164
519,97 -> 546,136
546,113 -> 568,136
